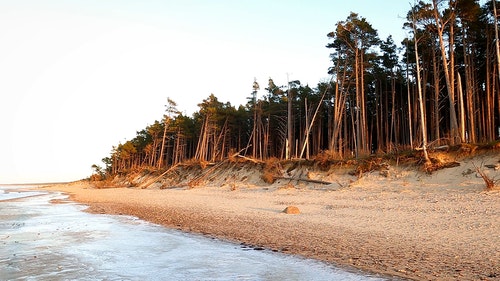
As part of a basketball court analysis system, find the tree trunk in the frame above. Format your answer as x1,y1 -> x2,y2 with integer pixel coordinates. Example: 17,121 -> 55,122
287,85 -> 293,159
457,72 -> 466,142
413,13 -> 430,164
494,0 -> 500,140
158,119 -> 168,169
360,48 -> 368,155
432,0 -> 460,144
405,39 -> 414,149
431,44 -> 440,144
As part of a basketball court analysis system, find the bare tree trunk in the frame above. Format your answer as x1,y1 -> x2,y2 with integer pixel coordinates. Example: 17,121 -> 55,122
329,60 -> 348,157
432,45 -> 440,144
496,67 -> 500,139
462,29 -> 477,143
457,72 -> 466,142
360,49 -> 368,155
195,116 -> 209,161
376,81 -> 383,152
450,11 -> 457,139
174,129 -> 180,165
151,138 -> 158,167
405,39 -> 414,149
252,106 -> 257,158
263,114 -> 270,159
391,76 -> 397,149
355,48 -> 361,158
494,0 -> 500,83
287,83 -> 293,159
158,119 -> 168,169
299,84 -> 329,159
494,0 -> 500,139
304,98 -> 310,159
486,30 -> 493,141
432,0 -> 460,143
413,12 -> 430,164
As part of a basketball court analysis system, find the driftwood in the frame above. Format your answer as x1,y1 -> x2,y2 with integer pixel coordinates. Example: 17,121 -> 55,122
187,160 -> 227,187
415,145 -> 449,151
140,164 -> 179,189
274,176 -> 332,185
237,154 -> 263,164
472,162 -> 497,190
432,145 -> 450,151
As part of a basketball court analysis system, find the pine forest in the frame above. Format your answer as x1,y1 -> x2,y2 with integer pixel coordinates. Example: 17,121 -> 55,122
97,0 -> 500,178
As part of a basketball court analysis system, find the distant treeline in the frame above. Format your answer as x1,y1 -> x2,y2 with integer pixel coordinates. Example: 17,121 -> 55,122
98,0 -> 499,176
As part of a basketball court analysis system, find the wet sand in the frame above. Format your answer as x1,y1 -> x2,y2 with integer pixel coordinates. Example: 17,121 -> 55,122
43,159 -> 500,281
3,187 -> 377,280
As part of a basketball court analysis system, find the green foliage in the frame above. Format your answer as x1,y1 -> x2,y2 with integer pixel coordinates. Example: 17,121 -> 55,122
90,164 -> 105,180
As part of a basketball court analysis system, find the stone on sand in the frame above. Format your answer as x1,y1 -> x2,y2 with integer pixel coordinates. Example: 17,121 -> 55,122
283,206 -> 300,214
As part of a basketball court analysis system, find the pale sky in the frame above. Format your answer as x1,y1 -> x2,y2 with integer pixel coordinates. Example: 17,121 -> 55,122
0,0 -> 412,184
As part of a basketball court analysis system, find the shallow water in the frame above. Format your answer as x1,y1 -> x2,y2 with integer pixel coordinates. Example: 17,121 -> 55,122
0,185 -> 388,280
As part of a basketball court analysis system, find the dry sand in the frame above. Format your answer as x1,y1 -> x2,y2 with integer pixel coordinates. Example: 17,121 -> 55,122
43,154 -> 500,280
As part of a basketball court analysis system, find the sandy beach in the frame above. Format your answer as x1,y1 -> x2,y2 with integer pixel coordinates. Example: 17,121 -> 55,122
43,154 -> 500,280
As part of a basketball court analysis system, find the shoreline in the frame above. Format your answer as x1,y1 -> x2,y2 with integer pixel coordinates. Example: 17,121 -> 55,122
42,165 -> 500,281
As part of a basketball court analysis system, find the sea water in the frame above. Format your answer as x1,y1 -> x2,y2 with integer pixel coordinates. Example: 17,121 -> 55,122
0,185 -> 389,281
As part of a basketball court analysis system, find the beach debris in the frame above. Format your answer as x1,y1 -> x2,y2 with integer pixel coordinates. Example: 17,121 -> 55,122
379,169 -> 390,178
188,161 -> 227,187
140,164 -> 179,189
348,158 -> 390,178
283,206 -> 300,214
424,159 -> 460,174
277,183 -> 296,190
240,243 -> 266,251
462,168 -> 474,176
274,176 -> 332,185
484,164 -> 500,171
472,162 -> 499,191
262,170 -> 276,184
261,157 -> 283,184
335,180 -> 352,189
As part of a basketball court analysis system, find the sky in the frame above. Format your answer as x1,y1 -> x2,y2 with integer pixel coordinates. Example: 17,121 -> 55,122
0,0 -> 413,184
